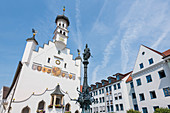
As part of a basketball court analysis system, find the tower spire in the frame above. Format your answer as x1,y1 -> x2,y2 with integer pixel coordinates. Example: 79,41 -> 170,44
63,6 -> 65,15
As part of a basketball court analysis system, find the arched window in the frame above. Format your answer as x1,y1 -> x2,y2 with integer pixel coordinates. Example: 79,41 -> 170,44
21,106 -> 30,113
65,103 -> 71,111
59,23 -> 61,26
75,110 -> 79,113
63,32 -> 65,35
38,100 -> 45,110
56,98 -> 61,105
60,30 -> 62,34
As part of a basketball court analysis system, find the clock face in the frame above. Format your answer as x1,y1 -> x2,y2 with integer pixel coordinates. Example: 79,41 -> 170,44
59,37 -> 65,42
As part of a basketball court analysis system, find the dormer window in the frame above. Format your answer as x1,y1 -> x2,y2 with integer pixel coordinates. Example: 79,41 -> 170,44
109,79 -> 111,83
96,84 -> 98,88
116,75 -> 120,80
102,82 -> 105,86
91,87 -> 93,90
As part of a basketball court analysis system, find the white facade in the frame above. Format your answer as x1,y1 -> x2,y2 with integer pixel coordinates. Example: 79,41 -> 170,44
0,14 -> 81,113
90,72 -> 135,113
132,45 -> 170,113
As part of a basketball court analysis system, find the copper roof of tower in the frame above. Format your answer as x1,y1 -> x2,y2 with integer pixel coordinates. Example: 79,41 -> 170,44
55,15 -> 70,26
51,84 -> 64,96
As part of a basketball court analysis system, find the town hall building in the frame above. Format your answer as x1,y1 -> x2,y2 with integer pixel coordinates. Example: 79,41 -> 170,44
0,11 -> 82,113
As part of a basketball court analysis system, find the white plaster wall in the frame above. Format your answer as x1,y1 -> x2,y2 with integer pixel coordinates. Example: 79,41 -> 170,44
133,45 -> 163,74
9,41 -> 81,113
133,64 -> 170,113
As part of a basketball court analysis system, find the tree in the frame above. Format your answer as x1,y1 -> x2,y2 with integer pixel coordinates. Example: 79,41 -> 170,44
154,108 -> 170,113
127,109 -> 141,113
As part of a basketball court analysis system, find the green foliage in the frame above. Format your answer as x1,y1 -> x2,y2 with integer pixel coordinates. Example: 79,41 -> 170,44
127,109 -> 141,113
154,108 -> 170,113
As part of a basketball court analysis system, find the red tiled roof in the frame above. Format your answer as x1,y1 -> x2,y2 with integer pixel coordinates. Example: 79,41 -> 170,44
163,49 -> 170,56
126,76 -> 132,83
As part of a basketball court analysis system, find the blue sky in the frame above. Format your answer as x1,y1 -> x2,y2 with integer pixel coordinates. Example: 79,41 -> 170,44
0,0 -> 170,88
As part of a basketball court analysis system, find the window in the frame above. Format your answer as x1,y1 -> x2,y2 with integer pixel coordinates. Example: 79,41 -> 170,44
163,87 -> 170,97
120,104 -> 124,111
62,24 -> 64,27
103,106 -> 105,112
119,95 -> 122,99
99,98 -> 102,103
22,106 -> 30,113
102,97 -> 105,102
158,70 -> 166,79
111,105 -> 114,111
106,87 -> 108,92
136,79 -> 142,86
153,106 -> 159,111
47,58 -> 50,63
139,63 -> 144,69
109,79 -> 111,83
109,86 -> 112,91
132,93 -> 136,99
51,96 -> 54,105
142,52 -> 145,55
134,105 -> 139,111
91,87 -> 93,90
93,92 -> 95,96
114,84 -> 116,90
64,63 -> 67,68
146,75 -> 152,83
38,100 -> 45,111
168,105 -> 170,109
96,98 -> 98,104
99,89 -> 101,94
65,103 -> 70,111
107,106 -> 110,112
115,96 -> 118,100
116,75 -> 120,80
60,30 -> 62,34
142,107 -> 148,113
150,91 -> 157,99
58,50 -> 61,54
102,82 -> 105,86
96,84 -> 98,88
96,91 -> 98,95
116,104 -> 119,111
102,89 -> 104,93
139,93 -> 145,101
117,83 -> 121,89
149,58 -> 154,64
130,82 -> 134,88
63,32 -> 65,35
59,23 -> 61,26
56,98 -> 61,105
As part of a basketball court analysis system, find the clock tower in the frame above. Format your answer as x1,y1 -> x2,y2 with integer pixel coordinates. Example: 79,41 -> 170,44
53,10 -> 70,50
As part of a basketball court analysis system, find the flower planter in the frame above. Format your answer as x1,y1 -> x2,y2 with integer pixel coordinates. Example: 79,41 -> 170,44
65,111 -> 71,113
37,110 -> 45,113
55,104 -> 64,108
48,105 -> 53,108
